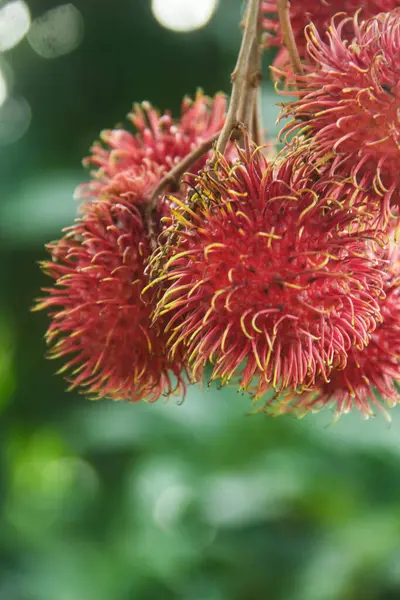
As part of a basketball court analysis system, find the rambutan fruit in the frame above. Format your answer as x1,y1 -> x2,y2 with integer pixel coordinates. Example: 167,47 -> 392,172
262,0 -> 400,71
280,10 -> 400,224
34,92 -> 232,401
34,198 -> 186,402
150,145 -> 386,399
272,247 -> 400,418
76,91 -> 229,220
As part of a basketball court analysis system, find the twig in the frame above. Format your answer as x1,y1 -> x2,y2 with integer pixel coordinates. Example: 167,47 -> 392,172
215,0 -> 262,154
149,131 -> 220,208
252,88 -> 263,146
275,0 -> 303,75
144,130 -> 220,250
144,0 -> 264,248
247,14 -> 264,146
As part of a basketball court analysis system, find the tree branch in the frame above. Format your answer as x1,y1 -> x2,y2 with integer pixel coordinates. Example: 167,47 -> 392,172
144,0 -> 265,249
149,131 -> 220,208
144,131 -> 221,250
245,18 -> 264,145
275,0 -> 303,75
215,0 -> 262,155
252,87 -> 263,146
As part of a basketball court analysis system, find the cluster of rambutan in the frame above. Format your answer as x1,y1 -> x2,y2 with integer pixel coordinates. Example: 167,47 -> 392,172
35,93 -> 229,402
36,3 -> 400,419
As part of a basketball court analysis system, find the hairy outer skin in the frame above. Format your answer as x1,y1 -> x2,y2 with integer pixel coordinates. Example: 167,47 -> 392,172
150,145 -> 387,400
35,92 -> 233,402
262,0 -> 400,71
76,91 -> 230,226
271,247 -> 400,418
35,198 -> 187,402
279,11 -> 400,225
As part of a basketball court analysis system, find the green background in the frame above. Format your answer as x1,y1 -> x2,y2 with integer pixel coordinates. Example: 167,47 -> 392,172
1,1 -> 400,598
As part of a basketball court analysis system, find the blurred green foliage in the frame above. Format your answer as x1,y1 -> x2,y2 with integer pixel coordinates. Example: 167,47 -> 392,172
1,1 -> 400,599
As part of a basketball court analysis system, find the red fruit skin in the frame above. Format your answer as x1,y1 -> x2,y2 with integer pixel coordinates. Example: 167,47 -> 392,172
76,91 -> 230,221
151,146 -> 386,399
35,92 -> 232,402
272,248 -> 400,418
35,198 -> 186,402
262,0 -> 400,71
279,11 -> 400,225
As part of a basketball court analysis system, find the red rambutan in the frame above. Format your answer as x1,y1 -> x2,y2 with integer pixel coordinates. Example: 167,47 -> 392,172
34,92 -> 232,401
280,11 -> 400,224
76,91 -> 229,218
262,0 -> 400,70
150,145 -> 386,398
273,247 -> 400,418
35,198 -> 186,402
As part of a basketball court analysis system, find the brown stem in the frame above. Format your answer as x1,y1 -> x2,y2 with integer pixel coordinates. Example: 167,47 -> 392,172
249,16 -> 264,146
244,88 -> 256,141
241,24 -> 263,143
215,0 -> 262,155
145,1 -> 264,249
275,0 -> 303,75
149,130 -> 220,208
252,88 -> 263,146
145,130 -> 221,250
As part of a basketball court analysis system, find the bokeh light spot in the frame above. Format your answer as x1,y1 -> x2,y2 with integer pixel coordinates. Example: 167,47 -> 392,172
0,68 -> 7,108
0,95 -> 31,145
151,0 -> 218,32
0,0 -> 31,51
27,3 -> 84,59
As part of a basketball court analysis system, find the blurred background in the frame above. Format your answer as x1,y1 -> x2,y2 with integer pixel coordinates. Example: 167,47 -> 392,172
1,1 -> 400,599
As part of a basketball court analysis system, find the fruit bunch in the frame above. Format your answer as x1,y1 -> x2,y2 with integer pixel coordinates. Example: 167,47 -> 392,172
36,1 -> 400,419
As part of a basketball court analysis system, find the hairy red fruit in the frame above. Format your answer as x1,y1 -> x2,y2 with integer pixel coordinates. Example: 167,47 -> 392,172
262,0 -> 400,70
273,248 -> 400,418
35,198 -> 186,402
151,147 -> 386,399
34,92 -> 232,401
76,91 -> 228,218
280,11 -> 400,224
